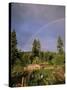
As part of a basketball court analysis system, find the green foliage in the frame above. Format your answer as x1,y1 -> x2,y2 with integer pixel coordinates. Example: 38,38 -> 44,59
28,69 -> 55,85
11,59 -> 23,77
21,53 -> 31,66
32,56 -> 41,64
32,39 -> 41,57
51,54 -> 65,65
28,67 -> 65,86
11,30 -> 17,67
28,69 -> 45,86
40,52 -> 45,60
57,36 -> 64,54
44,52 -> 54,61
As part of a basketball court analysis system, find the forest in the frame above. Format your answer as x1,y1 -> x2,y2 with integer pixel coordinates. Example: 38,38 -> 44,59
10,30 -> 65,87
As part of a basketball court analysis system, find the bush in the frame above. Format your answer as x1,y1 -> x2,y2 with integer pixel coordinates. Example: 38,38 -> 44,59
28,67 -> 65,86
28,69 -> 56,86
51,54 -> 65,65
21,53 -> 31,66
32,56 -> 41,64
44,52 -> 55,61
28,69 -> 45,86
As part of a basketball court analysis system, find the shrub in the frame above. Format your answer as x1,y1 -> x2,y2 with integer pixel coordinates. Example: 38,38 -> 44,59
51,54 -> 65,65
32,56 -> 41,64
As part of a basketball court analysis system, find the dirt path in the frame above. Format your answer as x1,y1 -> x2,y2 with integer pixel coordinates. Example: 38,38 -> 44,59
24,64 -> 55,72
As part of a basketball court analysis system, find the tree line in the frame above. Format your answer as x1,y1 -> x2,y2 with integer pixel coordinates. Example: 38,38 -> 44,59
11,30 -> 64,75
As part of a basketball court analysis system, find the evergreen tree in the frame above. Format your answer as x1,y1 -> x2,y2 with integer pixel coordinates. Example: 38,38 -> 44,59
11,30 -> 17,67
32,39 -> 41,57
57,36 -> 64,54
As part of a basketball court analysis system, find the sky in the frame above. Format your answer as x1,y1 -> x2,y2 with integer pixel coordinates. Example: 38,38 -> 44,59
11,3 -> 65,52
